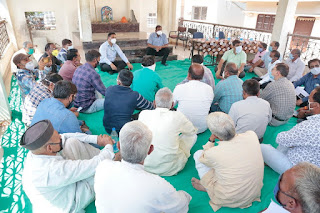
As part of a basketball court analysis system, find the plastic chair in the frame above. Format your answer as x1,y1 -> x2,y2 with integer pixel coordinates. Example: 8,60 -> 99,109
218,31 -> 225,40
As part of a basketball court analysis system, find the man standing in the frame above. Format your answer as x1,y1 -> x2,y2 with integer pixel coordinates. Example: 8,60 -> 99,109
95,121 -> 191,212
73,50 -> 106,113
215,39 -> 246,79
285,49 -> 305,82
173,64 -> 214,133
229,79 -> 271,141
99,32 -> 133,74
21,120 -> 115,213
57,39 -> 73,63
103,69 -> 154,134
254,41 -> 281,77
40,43 -> 62,73
260,63 -> 296,126
146,25 -> 170,66
261,87 -> 320,174
11,41 -> 38,74
139,88 -> 197,176
294,58 -> 320,107
212,62 -> 243,113
59,49 -> 81,81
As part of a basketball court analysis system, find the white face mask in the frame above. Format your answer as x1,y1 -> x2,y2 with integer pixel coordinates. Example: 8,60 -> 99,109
67,46 -> 74,50
156,31 -> 163,36
110,38 -> 116,44
310,67 -> 320,75
25,61 -> 35,71
235,46 -> 242,54
144,64 -> 156,71
222,71 -> 225,79
44,66 -> 52,73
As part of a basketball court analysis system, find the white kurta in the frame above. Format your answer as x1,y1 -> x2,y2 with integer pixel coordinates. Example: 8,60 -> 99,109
94,160 -> 192,213
22,134 -> 114,213
139,108 -> 197,176
173,80 -> 214,133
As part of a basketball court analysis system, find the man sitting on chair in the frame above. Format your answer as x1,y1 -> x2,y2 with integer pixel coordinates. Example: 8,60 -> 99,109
146,25 -> 170,66
99,32 -> 133,74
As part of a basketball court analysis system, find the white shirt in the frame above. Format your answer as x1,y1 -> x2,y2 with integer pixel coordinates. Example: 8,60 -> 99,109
228,96 -> 272,139
99,41 -> 129,65
139,108 -> 197,176
259,59 -> 281,85
22,134 -> 114,213
285,57 -> 305,82
94,160 -> 192,213
173,80 -> 214,133
11,48 -> 38,73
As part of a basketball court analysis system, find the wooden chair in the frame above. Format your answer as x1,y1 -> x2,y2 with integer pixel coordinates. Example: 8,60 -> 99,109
169,27 -> 187,48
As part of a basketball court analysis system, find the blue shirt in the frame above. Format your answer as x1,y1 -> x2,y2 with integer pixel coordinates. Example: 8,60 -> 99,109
57,48 -> 67,63
103,85 -> 154,133
213,75 -> 243,113
31,98 -> 81,134
16,69 -> 37,100
99,41 -> 129,65
293,72 -> 320,102
147,32 -> 168,47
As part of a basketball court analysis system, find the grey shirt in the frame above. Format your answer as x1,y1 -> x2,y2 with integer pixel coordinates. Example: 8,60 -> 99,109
260,77 -> 296,121
147,32 -> 168,47
229,96 -> 272,139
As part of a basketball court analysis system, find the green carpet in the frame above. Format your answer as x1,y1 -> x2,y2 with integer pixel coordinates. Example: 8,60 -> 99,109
0,59 -> 297,212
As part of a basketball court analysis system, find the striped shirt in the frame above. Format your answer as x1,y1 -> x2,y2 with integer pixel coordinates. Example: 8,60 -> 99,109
260,77 -> 296,121
103,85 -> 154,133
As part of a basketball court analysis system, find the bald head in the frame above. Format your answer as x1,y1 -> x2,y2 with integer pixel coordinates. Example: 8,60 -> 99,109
188,64 -> 204,80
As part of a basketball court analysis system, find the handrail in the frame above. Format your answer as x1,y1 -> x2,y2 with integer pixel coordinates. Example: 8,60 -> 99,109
287,33 -> 320,40
182,19 -> 271,34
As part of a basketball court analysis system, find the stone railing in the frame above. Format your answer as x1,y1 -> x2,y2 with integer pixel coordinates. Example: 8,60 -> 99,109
0,20 -> 10,59
181,19 -> 272,44
284,33 -> 320,64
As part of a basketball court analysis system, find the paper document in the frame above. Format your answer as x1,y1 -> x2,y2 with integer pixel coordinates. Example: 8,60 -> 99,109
295,86 -> 309,99
263,200 -> 290,213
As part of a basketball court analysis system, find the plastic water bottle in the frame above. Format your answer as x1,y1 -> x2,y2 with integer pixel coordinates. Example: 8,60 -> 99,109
110,128 -> 119,153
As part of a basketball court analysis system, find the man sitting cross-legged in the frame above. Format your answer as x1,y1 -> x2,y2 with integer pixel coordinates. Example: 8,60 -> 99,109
192,112 -> 264,212
173,64 -> 213,134
95,120 -> 192,212
139,88 -> 197,176
32,80 -> 91,134
103,69 -> 154,134
228,79 -> 272,142
21,120 -> 115,213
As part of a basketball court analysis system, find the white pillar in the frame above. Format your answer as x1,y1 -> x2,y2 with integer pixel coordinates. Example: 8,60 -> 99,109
157,0 -> 177,34
78,0 -> 92,42
0,76 -> 11,122
271,0 -> 298,55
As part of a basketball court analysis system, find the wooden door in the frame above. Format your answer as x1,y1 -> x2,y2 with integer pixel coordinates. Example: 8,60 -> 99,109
290,17 -> 315,50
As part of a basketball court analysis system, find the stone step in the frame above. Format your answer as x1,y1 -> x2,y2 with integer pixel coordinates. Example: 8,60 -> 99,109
83,38 -> 148,50
121,45 -> 174,56
114,54 -> 178,64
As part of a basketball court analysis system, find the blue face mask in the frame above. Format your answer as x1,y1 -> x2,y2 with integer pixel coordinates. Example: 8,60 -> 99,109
289,53 -> 294,60
268,46 -> 273,52
273,174 -> 297,207
258,47 -> 263,52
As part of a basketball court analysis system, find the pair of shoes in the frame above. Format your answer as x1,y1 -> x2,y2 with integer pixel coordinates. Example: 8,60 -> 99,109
161,63 -> 168,66
108,70 -> 115,75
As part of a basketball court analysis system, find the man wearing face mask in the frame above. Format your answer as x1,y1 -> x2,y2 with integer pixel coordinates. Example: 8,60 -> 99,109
23,73 -> 63,127
285,49 -> 305,82
13,53 -> 46,99
57,39 -> 73,63
260,87 -> 320,175
11,41 -> 38,74
72,50 -> 107,113
131,55 -> 163,101
40,43 -> 62,73
59,49 -> 81,81
146,25 -> 170,66
99,32 -> 133,74
294,59 -> 320,107
245,42 -> 267,72
21,119 -> 116,213
31,80 -> 91,134
215,39 -> 246,79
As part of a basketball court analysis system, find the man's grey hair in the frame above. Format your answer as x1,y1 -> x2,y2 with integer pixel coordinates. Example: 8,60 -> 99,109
293,48 -> 301,57
207,112 -> 235,141
225,62 -> 238,75
119,121 -> 153,164
23,41 -> 32,49
155,87 -> 173,109
292,162 -> 320,213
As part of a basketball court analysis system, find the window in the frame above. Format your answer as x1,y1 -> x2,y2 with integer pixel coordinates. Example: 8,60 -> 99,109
0,20 -> 10,58
147,13 -> 157,28
192,7 -> 207,21
256,14 -> 275,32
25,11 -> 56,30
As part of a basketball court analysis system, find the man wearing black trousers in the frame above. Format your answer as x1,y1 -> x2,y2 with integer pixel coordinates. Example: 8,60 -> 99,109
146,25 -> 170,66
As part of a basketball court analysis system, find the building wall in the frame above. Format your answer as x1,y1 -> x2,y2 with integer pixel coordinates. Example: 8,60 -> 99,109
89,0 -> 128,22
7,0 -> 79,49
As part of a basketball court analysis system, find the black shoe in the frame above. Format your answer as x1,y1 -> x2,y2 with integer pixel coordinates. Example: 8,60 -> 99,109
108,70 -> 115,75
161,63 -> 168,66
